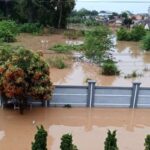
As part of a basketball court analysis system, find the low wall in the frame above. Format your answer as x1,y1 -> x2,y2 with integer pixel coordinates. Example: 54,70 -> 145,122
49,81 -> 150,108
0,81 -> 150,108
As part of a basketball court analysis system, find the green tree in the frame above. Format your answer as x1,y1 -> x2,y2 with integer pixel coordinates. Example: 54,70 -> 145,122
84,26 -> 113,64
0,0 -> 75,28
0,46 -> 53,114
60,134 -> 78,150
104,130 -> 118,150
142,33 -> 150,51
54,0 -> 75,28
130,25 -> 146,41
123,18 -> 133,28
32,125 -> 48,150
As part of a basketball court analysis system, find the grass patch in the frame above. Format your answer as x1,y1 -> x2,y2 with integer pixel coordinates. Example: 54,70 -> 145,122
49,44 -> 85,53
47,57 -> 67,69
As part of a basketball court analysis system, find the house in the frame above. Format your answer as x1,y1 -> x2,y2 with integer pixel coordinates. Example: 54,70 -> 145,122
135,18 -> 150,29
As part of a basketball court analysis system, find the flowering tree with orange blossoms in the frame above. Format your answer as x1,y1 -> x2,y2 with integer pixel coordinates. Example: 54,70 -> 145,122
0,46 -> 53,114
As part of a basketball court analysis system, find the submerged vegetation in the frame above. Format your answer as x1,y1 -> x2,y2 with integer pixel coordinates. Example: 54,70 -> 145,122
84,26 -> 113,64
117,25 -> 146,41
47,57 -> 67,69
49,44 -> 85,53
142,33 -> 150,51
102,59 -> 120,76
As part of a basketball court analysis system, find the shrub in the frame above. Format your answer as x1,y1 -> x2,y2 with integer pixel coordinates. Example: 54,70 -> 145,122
145,135 -> 150,150
19,23 -> 43,34
102,59 -> 120,76
32,125 -> 48,150
117,25 -> 146,41
104,130 -> 118,150
117,27 -> 131,41
0,20 -> 18,42
60,134 -> 78,150
142,33 -> 150,51
130,25 -> 146,41
47,57 -> 67,69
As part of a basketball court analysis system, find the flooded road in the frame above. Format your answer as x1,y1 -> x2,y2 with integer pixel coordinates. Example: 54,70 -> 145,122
51,41 -> 150,87
0,108 -> 150,150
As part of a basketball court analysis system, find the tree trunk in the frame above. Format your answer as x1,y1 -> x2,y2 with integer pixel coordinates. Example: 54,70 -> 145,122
58,0 -> 62,28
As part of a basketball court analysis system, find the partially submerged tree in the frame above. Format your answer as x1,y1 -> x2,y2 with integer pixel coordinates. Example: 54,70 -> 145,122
104,130 -> 118,150
0,46 -> 53,114
32,125 -> 48,150
84,26 -> 113,64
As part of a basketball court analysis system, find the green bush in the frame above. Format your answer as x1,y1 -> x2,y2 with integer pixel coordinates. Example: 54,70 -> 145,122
0,20 -> 18,42
104,130 -> 118,150
60,134 -> 78,150
47,57 -> 67,69
32,125 -> 48,150
19,23 -> 43,34
117,27 -> 131,41
130,25 -> 146,41
102,59 -> 120,76
145,135 -> 150,150
142,33 -> 150,51
117,25 -> 146,41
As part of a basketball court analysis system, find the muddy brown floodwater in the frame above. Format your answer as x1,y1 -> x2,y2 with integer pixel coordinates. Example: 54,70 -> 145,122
51,41 -> 150,87
10,33 -> 150,87
0,108 -> 150,150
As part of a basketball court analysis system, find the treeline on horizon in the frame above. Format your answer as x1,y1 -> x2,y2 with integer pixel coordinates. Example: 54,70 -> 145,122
0,0 -> 75,28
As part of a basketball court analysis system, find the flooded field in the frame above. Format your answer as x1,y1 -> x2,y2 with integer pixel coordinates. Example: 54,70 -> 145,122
51,41 -> 150,87
0,108 -> 150,150
11,33 -> 150,87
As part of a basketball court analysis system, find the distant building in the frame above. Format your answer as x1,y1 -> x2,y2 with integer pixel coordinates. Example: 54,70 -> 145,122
136,19 -> 150,30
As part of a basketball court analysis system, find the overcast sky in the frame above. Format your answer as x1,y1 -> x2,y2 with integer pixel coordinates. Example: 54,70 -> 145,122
75,0 -> 150,13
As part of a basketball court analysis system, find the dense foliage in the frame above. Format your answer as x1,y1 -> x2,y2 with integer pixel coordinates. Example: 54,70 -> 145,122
0,0 -> 75,28
117,25 -> 146,41
60,134 -> 78,150
19,23 -> 43,34
0,46 -> 53,113
0,20 -> 18,42
145,135 -> 150,150
102,59 -> 120,76
84,26 -> 113,64
104,130 -> 118,150
142,33 -> 150,51
32,125 -> 48,150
